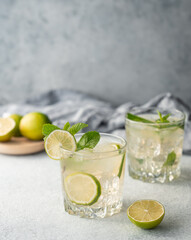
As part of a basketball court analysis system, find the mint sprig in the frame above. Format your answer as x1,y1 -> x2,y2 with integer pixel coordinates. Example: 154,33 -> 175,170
126,111 -> 171,124
156,111 -> 171,123
126,111 -> 181,129
43,122 -> 100,151
77,131 -> 100,151
163,151 -> 176,167
68,123 -> 88,135
126,113 -> 153,123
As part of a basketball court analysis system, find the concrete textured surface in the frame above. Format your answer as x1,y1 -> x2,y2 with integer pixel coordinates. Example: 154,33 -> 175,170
0,152 -> 191,240
0,0 -> 191,105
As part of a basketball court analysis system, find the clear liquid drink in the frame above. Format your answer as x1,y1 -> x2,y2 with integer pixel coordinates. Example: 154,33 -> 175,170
60,133 -> 126,218
126,108 -> 185,183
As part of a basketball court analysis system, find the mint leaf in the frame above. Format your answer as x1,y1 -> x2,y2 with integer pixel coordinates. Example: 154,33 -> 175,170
126,113 -> 153,123
156,111 -> 171,123
63,122 -> 70,131
136,158 -> 144,164
42,124 -> 60,137
163,151 -> 176,167
77,131 -> 100,151
163,113 -> 171,121
157,111 -> 163,122
68,123 -> 88,135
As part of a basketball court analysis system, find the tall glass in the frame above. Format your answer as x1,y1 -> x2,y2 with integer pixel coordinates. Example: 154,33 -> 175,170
60,133 -> 127,218
125,108 -> 185,183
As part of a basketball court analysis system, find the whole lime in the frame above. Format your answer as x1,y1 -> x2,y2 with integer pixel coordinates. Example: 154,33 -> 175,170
9,114 -> 23,137
19,112 -> 51,140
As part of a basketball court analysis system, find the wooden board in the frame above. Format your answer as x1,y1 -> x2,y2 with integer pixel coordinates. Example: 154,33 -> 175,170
0,137 -> 44,155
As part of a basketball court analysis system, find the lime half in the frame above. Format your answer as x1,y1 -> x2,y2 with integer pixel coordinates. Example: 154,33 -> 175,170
44,130 -> 76,160
127,200 -> 165,229
64,172 -> 101,205
0,118 -> 16,142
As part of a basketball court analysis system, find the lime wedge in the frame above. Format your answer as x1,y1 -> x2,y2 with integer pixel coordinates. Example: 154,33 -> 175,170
64,172 -> 101,205
127,200 -> 165,229
0,118 -> 16,142
44,130 -> 76,160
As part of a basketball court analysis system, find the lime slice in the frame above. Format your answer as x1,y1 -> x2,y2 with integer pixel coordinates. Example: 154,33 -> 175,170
44,130 -> 76,160
117,153 -> 126,178
0,118 -> 16,142
127,200 -> 165,229
64,172 -> 101,205
94,142 -> 120,152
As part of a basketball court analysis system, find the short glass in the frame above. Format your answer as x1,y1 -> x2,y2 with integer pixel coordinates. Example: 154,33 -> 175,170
60,133 -> 127,218
125,108 -> 185,183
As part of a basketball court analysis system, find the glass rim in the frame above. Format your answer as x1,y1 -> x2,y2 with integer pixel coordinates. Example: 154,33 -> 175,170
60,132 -> 127,157
125,107 -> 185,126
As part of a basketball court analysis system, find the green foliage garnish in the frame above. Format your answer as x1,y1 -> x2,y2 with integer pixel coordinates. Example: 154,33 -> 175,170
43,122 -> 100,151
156,111 -> 171,123
136,158 -> 144,164
77,131 -> 100,151
126,111 -> 184,129
42,124 -> 60,137
68,123 -> 88,135
163,151 -> 176,167
126,113 -> 153,123
127,111 -> 171,124
63,122 -> 70,131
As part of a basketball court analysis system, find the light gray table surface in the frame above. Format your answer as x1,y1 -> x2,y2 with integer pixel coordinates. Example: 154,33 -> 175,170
0,152 -> 191,240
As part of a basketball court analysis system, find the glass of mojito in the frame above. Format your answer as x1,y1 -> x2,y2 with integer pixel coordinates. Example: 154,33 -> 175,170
60,133 -> 126,218
125,108 -> 185,183
43,123 -> 126,218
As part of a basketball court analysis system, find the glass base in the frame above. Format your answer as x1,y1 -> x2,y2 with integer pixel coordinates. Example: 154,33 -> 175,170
128,166 -> 181,183
64,199 -> 122,218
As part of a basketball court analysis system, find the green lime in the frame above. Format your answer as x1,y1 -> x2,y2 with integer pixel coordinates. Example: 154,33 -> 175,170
0,118 -> 16,142
64,172 -> 101,205
127,200 -> 165,229
9,114 -> 23,137
19,112 -> 51,140
44,130 -> 76,160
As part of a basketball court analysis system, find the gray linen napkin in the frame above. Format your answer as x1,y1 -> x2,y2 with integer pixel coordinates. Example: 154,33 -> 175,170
0,90 -> 190,154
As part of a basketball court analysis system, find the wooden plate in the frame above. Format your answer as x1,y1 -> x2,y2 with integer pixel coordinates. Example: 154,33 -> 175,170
0,137 -> 44,155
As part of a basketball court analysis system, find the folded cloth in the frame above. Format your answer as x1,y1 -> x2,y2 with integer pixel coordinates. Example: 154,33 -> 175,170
0,90 -> 190,154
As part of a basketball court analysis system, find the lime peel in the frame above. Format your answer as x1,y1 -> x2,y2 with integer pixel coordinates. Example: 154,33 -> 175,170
64,172 -> 101,206
45,130 -> 76,160
127,200 -> 165,229
0,118 -> 16,142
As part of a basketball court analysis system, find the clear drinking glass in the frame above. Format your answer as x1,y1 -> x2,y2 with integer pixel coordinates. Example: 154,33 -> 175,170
125,108 -> 185,183
60,133 -> 127,218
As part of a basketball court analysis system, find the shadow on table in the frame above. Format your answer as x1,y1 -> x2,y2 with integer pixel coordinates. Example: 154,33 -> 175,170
179,167 -> 191,181
103,204 -> 181,237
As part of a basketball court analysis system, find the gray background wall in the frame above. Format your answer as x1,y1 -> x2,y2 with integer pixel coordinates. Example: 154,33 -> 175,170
0,0 -> 191,106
